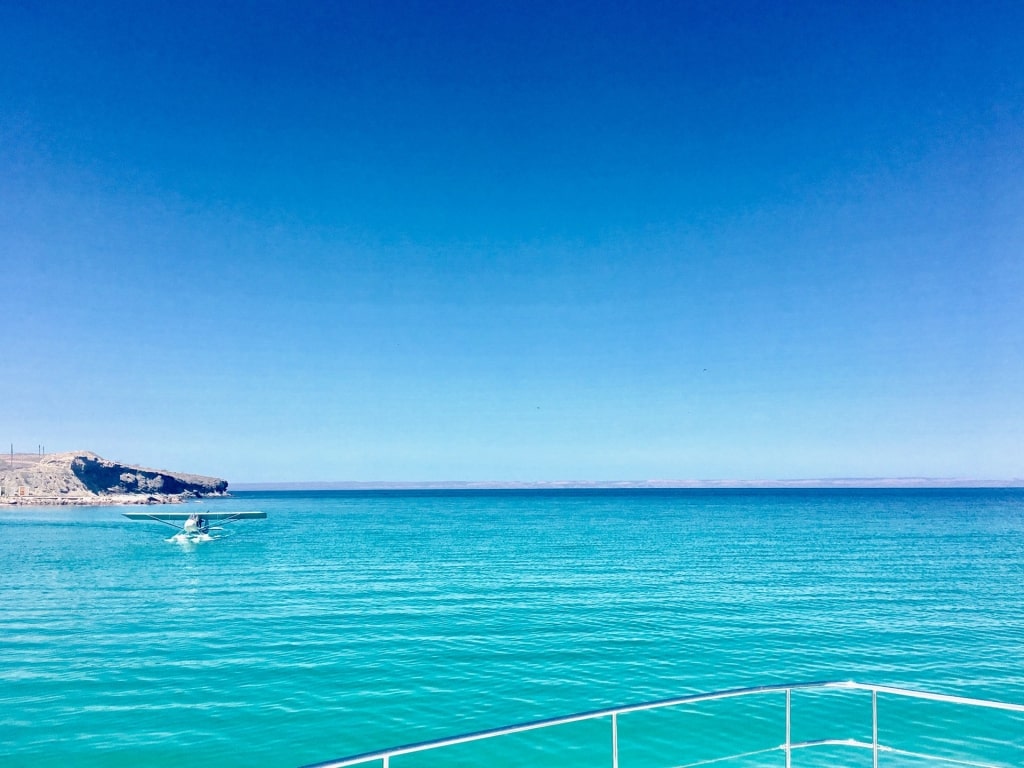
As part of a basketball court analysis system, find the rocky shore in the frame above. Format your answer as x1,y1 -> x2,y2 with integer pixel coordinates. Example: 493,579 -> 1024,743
0,451 -> 229,505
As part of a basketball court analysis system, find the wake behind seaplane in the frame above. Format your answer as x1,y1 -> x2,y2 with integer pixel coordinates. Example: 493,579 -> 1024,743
122,510 -> 266,543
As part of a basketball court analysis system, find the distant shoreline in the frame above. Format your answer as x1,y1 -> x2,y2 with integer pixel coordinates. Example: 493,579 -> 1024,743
232,478 -> 1024,491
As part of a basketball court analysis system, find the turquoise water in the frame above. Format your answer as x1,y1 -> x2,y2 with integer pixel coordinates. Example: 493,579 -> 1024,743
2,489 -> 1024,767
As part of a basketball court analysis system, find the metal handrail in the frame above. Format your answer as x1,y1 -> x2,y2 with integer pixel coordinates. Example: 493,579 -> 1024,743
299,680 -> 1024,768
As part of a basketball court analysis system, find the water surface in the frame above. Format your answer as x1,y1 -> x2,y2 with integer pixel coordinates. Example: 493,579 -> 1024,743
2,489 -> 1023,767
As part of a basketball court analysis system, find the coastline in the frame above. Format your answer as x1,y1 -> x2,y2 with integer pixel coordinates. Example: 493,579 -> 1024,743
0,491 -> 230,507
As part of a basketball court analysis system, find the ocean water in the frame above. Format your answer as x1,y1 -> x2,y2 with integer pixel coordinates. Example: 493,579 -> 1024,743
2,489 -> 1024,767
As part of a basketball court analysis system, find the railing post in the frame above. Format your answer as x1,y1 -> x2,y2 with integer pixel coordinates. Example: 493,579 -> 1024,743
872,689 -> 878,768
611,712 -> 619,768
383,755 -> 389,768
785,688 -> 791,768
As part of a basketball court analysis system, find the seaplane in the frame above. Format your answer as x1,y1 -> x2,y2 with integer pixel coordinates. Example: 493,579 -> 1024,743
122,510 -> 266,543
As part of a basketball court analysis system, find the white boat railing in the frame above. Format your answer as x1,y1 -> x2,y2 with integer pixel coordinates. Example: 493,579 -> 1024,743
299,680 -> 1024,768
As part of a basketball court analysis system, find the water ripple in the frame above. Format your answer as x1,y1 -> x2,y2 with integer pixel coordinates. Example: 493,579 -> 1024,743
2,490 -> 1024,766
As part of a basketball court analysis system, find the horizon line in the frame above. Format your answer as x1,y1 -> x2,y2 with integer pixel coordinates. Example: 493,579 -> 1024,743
231,477 -> 1024,491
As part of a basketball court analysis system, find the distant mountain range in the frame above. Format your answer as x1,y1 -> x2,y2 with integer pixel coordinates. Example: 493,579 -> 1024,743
234,477 -> 1024,491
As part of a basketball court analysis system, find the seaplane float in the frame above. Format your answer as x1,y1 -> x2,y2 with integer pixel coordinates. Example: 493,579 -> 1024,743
122,510 -> 266,543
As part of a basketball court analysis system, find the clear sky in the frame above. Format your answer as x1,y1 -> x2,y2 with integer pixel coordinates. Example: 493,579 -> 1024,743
2,1 -> 1022,483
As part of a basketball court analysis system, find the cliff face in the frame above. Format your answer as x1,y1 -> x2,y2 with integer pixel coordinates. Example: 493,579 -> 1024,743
0,451 -> 228,505
70,454 -> 228,495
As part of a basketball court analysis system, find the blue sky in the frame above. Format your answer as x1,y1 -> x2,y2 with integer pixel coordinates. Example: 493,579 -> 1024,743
2,1 -> 1022,483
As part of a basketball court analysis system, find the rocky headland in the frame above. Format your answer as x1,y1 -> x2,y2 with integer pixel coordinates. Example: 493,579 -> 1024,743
0,451 -> 229,505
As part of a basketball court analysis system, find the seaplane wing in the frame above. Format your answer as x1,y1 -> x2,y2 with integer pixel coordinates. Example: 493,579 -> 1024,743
123,510 -> 266,542
122,511 -> 266,521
